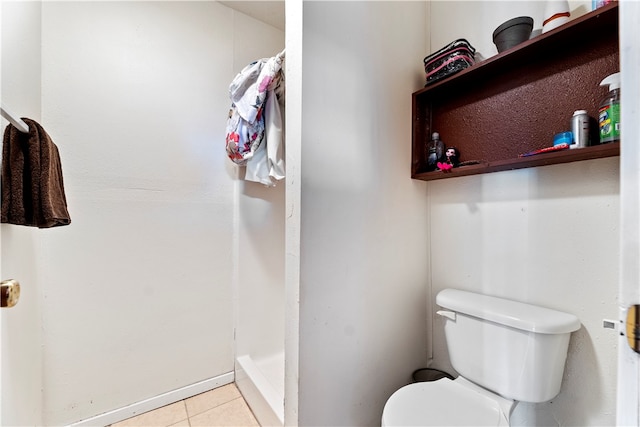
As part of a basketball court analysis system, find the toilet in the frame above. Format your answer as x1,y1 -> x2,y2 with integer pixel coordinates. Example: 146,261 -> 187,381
382,288 -> 581,426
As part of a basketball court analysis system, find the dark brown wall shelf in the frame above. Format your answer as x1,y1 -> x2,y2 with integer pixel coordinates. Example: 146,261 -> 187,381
411,3 -> 620,181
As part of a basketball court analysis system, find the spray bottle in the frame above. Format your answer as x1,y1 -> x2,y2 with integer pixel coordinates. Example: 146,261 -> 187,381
598,72 -> 620,144
427,132 -> 445,171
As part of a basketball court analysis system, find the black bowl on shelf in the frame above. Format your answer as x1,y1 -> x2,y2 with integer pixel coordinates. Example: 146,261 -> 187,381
493,16 -> 534,53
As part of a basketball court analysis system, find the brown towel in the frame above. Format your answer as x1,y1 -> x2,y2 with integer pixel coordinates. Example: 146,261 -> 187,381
1,118 -> 71,228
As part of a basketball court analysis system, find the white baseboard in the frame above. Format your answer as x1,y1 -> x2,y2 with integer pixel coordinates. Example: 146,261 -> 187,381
67,372 -> 234,427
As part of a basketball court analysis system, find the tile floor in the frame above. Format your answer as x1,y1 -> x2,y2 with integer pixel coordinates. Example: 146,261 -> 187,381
111,383 -> 260,427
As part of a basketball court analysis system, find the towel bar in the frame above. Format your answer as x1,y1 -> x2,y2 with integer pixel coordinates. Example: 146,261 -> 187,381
0,104 -> 29,133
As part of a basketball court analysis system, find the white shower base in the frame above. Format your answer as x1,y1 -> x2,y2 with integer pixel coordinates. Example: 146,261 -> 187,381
235,352 -> 284,427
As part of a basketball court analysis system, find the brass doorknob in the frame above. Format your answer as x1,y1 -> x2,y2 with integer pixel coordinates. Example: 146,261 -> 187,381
626,304 -> 640,354
0,279 -> 20,308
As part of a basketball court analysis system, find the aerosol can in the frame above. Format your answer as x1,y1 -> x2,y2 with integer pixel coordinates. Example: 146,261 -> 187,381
427,132 -> 445,171
598,72 -> 620,144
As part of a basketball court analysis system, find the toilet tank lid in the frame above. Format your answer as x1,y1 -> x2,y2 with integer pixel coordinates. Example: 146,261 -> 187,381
436,289 -> 581,334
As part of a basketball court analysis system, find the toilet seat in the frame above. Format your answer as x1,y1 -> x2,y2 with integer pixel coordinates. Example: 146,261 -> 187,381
381,377 -> 510,426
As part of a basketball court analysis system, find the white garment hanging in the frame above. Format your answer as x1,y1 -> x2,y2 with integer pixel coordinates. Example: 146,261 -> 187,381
267,80 -> 285,181
245,86 -> 284,186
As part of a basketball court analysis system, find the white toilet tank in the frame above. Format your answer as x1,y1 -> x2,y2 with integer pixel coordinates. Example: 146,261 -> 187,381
436,289 -> 581,403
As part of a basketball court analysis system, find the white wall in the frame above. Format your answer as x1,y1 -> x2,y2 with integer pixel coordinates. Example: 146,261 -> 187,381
231,8 -> 286,424
428,2 -> 619,426
0,2 -> 44,425
617,1 -> 640,423
37,2 -> 245,424
2,1 -> 618,426
1,1 -> 284,425
236,183 -> 285,363
429,1 -> 593,59
298,2 -> 431,425
295,1 -> 618,425
233,14 -> 285,367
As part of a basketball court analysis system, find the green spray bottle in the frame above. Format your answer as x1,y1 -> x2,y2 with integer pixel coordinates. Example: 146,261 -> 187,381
598,72 -> 620,144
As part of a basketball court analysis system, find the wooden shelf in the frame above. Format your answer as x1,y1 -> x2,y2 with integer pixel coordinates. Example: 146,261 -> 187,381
411,3 -> 619,181
413,142 -> 619,181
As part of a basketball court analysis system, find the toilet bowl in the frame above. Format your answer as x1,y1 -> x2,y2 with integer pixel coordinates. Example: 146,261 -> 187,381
382,377 -> 514,426
382,289 -> 581,426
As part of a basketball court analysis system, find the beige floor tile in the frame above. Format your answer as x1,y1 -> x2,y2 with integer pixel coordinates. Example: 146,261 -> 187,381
185,384 -> 241,417
188,397 -> 259,427
168,420 -> 190,427
111,401 -> 189,427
